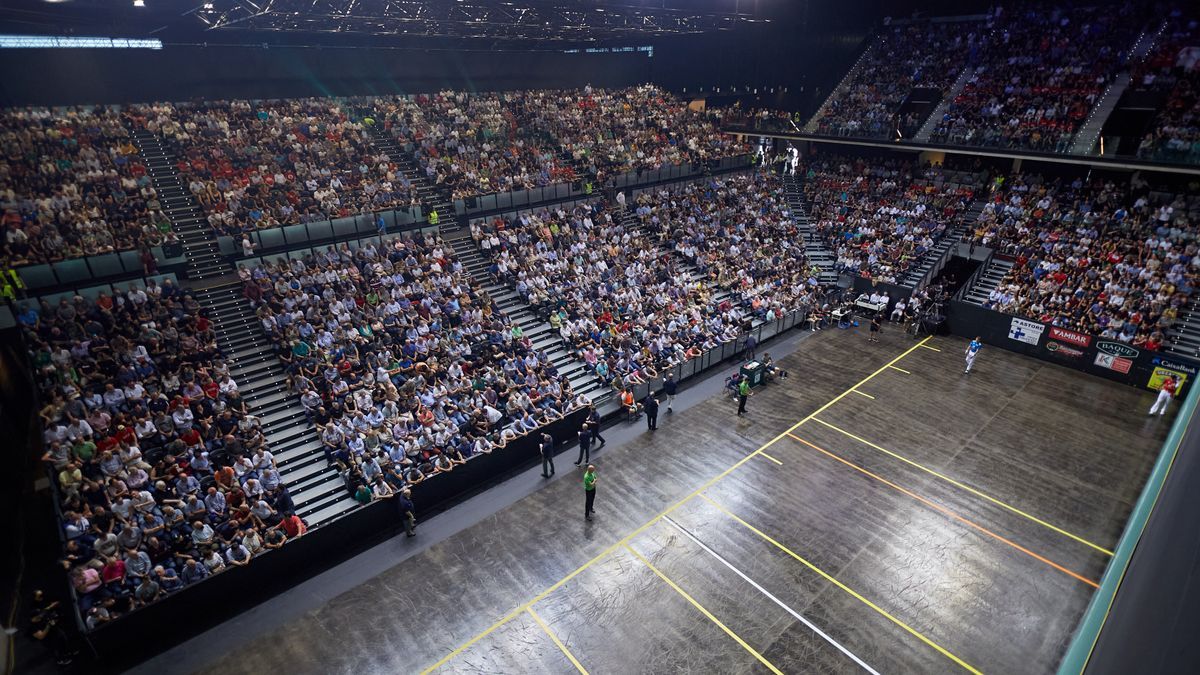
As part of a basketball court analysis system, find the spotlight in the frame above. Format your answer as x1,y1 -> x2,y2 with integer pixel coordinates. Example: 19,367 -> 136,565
133,0 -> 145,6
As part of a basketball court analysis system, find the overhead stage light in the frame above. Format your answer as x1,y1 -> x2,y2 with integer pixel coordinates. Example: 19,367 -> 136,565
133,0 -> 145,6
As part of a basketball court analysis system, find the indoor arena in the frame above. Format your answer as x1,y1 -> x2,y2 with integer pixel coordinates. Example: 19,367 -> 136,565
2,1 -> 1199,674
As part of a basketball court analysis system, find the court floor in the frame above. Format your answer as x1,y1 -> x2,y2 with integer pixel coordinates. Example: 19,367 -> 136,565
193,329 -> 1170,675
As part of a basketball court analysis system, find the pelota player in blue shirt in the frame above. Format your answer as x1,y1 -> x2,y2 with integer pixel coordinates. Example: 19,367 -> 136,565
964,337 -> 983,374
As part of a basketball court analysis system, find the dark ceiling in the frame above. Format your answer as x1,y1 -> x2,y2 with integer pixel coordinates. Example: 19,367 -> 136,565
0,0 -> 991,48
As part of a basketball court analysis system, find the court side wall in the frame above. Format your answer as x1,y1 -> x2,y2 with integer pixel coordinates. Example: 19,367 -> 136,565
946,300 -> 1200,396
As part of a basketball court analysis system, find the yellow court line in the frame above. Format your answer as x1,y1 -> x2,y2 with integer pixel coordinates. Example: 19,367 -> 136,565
759,452 -> 783,466
624,544 -> 784,675
811,418 -> 1113,557
920,345 -> 942,352
889,365 -> 911,374
698,494 -> 982,675
851,390 -> 875,400
419,336 -> 932,673
527,607 -> 589,674
787,433 -> 1099,588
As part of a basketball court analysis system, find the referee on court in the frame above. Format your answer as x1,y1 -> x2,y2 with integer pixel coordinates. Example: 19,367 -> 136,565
583,465 -> 597,520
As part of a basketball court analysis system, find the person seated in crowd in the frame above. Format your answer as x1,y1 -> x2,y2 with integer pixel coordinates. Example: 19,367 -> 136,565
25,283 -> 294,619
967,170 -> 1196,344
928,4 -> 1140,152
0,106 -> 179,265
802,155 -> 977,284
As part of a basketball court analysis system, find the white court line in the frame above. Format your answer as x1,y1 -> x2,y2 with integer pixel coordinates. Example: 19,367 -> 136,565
663,517 -> 881,675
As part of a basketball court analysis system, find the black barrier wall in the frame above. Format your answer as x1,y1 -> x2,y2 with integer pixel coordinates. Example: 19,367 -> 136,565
947,300 -> 1200,396
82,406 -> 589,661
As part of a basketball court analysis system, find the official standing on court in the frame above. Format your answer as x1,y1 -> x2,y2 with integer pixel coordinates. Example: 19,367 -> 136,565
574,424 -> 592,466
964,336 -> 982,374
736,376 -> 750,416
583,465 -> 597,520
587,405 -> 606,447
539,432 -> 555,478
643,394 -> 659,431
396,488 -> 416,537
868,313 -> 881,342
1149,376 -> 1178,416
663,375 -> 678,412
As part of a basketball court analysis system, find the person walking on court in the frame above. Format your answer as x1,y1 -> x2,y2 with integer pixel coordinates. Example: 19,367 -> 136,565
736,376 -> 750,416
868,313 -> 881,342
396,488 -> 416,538
663,375 -> 678,412
587,405 -> 606,448
743,333 -> 758,360
583,465 -> 597,520
1149,376 -> 1178,416
964,336 -> 983,374
643,394 -> 660,431
574,424 -> 592,466
539,432 -> 555,478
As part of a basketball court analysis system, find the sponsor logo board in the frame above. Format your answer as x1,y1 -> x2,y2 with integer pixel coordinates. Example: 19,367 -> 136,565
1094,352 -> 1132,374
1048,327 -> 1091,348
1008,317 -> 1044,346
1147,366 -> 1188,392
1045,341 -> 1084,358
1096,341 -> 1139,359
1151,356 -> 1199,376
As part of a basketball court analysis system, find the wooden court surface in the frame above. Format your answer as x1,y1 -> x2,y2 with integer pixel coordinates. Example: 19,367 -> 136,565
196,328 -> 1170,675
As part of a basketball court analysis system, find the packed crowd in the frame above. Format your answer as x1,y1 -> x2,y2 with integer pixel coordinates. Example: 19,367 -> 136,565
142,99 -> 419,236
1,107 -> 178,265
470,171 -> 822,391
930,3 -> 1140,151
811,21 -> 980,139
24,281 -> 299,623
374,92 -> 577,201
1132,8 -> 1200,164
240,233 -> 591,500
801,157 -> 978,283
970,173 -> 1196,346
523,85 -> 747,182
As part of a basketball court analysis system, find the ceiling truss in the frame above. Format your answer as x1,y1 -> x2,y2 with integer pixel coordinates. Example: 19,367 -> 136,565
195,0 -> 765,42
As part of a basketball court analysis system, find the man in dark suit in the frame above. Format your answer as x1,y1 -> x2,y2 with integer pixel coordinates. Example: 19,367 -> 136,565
539,432 -> 555,478
643,394 -> 660,431
574,424 -> 592,466
587,405 -> 606,447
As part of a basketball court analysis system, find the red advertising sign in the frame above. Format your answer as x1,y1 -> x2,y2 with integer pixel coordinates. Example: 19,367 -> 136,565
1094,352 -> 1132,373
1049,327 -> 1091,348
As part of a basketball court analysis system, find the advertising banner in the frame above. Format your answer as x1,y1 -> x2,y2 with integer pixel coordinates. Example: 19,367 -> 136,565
947,300 -> 1200,395
1008,317 -> 1044,345
1049,326 -> 1091,348
1147,366 -> 1188,392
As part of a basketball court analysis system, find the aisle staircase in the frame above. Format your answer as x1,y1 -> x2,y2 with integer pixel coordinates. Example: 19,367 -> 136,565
961,257 -> 1015,306
127,128 -> 229,281
194,283 -> 357,527
362,119 -> 456,232
803,41 -> 877,133
913,67 -> 975,143
897,199 -> 986,289
782,174 -> 840,286
1069,73 -> 1132,156
446,234 -> 612,407
1163,300 -> 1200,358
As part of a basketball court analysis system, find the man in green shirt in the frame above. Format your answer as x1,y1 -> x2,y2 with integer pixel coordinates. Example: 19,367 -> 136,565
736,376 -> 750,416
583,465 -> 597,521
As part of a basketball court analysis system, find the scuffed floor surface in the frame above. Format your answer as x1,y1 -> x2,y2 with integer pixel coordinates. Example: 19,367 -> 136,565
191,330 -> 1169,674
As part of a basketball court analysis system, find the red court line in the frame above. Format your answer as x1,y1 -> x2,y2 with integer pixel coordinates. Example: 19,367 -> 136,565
786,433 -> 1099,589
